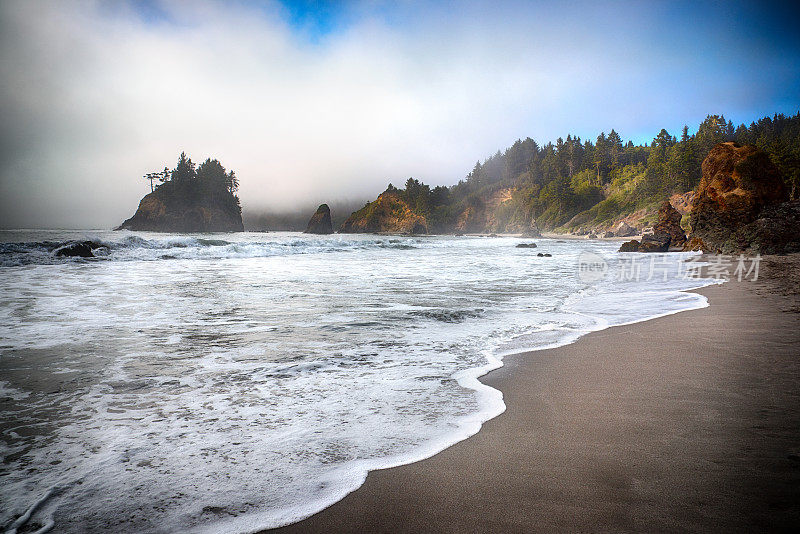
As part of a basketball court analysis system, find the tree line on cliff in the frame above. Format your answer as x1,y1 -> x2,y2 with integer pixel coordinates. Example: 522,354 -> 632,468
369,113 -> 800,233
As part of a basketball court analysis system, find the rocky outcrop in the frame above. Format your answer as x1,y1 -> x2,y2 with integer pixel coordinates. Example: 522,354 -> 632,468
304,204 -> 333,234
118,187 -> 243,233
521,221 -> 541,237
639,233 -> 671,252
54,241 -> 103,257
687,142 -> 789,253
653,201 -> 686,247
612,221 -> 637,237
618,232 -> 671,253
516,243 -> 537,248
669,191 -> 695,215
618,240 -> 641,252
682,236 -> 711,253
339,190 -> 427,234
617,202 -> 682,253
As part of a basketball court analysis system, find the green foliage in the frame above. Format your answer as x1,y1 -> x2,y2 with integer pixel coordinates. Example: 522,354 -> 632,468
147,153 -> 241,215
354,112 -> 800,232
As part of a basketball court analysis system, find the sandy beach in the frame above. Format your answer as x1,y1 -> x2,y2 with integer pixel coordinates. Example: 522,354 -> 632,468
272,254 -> 800,533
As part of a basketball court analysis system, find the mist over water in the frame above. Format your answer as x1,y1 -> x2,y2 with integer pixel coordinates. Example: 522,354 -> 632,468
0,231 -> 716,533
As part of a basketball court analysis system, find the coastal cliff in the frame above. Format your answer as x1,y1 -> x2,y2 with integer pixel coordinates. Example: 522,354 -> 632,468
335,113 -> 799,236
340,189 -> 427,234
117,153 -> 243,233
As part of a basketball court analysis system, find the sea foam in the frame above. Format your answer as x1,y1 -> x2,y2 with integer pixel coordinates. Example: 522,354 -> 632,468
0,231 -> 718,533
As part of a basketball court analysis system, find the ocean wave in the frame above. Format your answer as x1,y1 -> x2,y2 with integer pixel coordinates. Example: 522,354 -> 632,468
0,233 -> 425,267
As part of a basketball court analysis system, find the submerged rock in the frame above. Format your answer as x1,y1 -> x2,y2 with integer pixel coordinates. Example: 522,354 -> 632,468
54,241 -> 98,257
516,242 -> 537,248
304,204 -> 333,234
536,252 -> 552,257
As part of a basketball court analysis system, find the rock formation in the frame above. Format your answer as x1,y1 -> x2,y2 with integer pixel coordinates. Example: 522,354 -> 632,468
618,202 -> 680,252
520,221 -> 541,237
515,243 -> 537,248
54,241 -> 101,258
304,204 -> 333,234
652,201 -> 686,247
612,221 -> 637,237
686,142 -> 791,253
118,187 -> 243,233
340,190 -> 427,234
618,240 -> 641,252
638,233 -> 671,252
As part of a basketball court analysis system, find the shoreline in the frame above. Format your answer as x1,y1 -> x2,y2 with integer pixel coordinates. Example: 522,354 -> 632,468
270,254 -> 800,533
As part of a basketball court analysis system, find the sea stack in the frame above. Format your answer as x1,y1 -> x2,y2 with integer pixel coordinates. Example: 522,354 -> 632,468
686,142 -> 797,253
304,204 -> 334,234
117,153 -> 244,233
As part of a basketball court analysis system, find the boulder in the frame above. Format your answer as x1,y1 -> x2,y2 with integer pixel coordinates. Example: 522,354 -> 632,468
653,201 -> 686,247
536,252 -> 552,257
516,243 -> 537,248
304,204 -> 333,234
54,241 -> 97,257
618,240 -> 640,252
618,233 -> 670,253
639,232 -> 671,252
688,142 -> 789,252
612,221 -> 637,237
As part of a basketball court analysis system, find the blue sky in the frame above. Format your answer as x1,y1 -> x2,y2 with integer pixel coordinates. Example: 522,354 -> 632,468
1,0 -> 799,227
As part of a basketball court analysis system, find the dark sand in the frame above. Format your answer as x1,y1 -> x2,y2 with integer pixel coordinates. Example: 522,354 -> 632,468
272,255 -> 800,533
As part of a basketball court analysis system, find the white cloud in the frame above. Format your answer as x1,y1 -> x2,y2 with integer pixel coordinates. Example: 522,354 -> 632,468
0,0 -> 796,228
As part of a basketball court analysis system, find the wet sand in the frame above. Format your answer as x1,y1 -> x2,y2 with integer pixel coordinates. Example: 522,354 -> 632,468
271,255 -> 800,533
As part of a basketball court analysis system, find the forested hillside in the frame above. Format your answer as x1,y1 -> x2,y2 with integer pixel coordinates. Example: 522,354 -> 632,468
344,113 -> 800,234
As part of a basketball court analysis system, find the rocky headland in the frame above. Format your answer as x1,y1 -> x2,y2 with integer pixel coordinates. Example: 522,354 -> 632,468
339,190 -> 427,234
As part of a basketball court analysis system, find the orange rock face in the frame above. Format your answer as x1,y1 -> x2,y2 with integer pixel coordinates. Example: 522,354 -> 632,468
692,143 -> 787,229
688,142 -> 789,252
339,191 -> 427,234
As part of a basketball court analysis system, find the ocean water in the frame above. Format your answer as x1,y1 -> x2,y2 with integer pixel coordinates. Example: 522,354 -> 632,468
0,230 -> 717,533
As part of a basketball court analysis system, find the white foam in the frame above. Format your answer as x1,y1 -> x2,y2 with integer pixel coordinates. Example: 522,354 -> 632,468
0,232 -> 720,533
